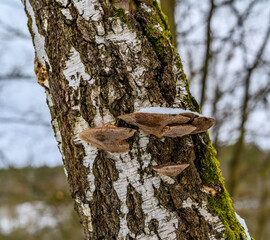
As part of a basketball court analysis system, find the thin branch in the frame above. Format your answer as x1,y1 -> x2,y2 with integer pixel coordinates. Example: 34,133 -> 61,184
199,0 -> 216,108
0,73 -> 35,81
0,19 -> 30,39
0,117 -> 51,127
228,14 -> 270,196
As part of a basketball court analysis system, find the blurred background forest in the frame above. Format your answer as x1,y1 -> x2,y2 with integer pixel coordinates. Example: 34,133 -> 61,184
0,0 -> 269,239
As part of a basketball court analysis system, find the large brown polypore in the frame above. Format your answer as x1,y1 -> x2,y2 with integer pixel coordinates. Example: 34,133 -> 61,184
118,111 -> 215,138
79,125 -> 136,153
118,112 -> 190,138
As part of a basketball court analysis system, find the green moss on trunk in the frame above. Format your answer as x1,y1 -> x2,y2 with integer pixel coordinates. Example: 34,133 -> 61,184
202,142 -> 246,239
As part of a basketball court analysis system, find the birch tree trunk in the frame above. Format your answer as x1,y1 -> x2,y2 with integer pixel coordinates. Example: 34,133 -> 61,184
23,0 -> 251,239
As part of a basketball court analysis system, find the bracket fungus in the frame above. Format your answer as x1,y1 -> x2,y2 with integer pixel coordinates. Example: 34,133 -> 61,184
79,125 -> 136,153
191,116 -> 215,134
118,107 -> 215,138
112,0 -> 137,11
152,163 -> 190,177
161,124 -> 197,138
201,185 -> 221,197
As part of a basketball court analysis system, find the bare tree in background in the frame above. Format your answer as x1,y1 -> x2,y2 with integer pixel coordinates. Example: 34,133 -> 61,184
171,0 -> 270,238
176,0 -> 270,150
229,20 -> 270,196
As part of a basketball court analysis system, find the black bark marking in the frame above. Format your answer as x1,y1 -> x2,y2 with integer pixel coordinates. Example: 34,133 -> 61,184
148,219 -> 161,239
126,184 -> 146,235
92,155 -> 121,239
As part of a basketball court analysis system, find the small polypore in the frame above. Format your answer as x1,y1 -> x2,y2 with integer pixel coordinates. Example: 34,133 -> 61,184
152,163 -> 190,177
34,56 -> 48,88
79,125 -> 136,153
201,185 -> 220,197
112,0 -> 137,11
118,107 -> 215,138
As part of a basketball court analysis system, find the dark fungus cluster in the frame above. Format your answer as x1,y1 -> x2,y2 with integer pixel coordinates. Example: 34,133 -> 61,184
79,108 -> 215,178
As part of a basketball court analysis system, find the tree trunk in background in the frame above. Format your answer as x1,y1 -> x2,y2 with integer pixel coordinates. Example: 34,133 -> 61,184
199,0 -> 215,109
23,0 -> 249,239
160,0 -> 177,48
228,22 -> 270,197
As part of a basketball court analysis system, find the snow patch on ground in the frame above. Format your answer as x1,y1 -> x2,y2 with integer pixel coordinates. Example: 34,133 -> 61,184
0,202 -> 63,235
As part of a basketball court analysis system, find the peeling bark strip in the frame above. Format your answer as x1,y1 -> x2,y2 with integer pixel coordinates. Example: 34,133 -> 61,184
24,0 -> 248,239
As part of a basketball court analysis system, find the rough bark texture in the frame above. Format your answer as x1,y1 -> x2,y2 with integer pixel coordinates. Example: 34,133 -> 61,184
23,0 -> 250,239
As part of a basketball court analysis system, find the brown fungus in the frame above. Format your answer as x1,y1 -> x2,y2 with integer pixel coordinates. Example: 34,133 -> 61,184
34,56 -> 48,88
161,124 -> 196,138
201,185 -> 220,197
179,112 -> 198,120
79,125 -> 136,153
118,108 -> 215,138
191,116 -> 215,134
152,163 -> 190,177
118,112 -> 190,138
112,0 -> 137,11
